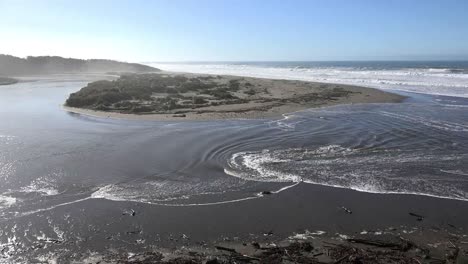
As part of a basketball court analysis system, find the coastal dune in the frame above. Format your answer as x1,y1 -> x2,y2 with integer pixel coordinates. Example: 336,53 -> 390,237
64,72 -> 404,121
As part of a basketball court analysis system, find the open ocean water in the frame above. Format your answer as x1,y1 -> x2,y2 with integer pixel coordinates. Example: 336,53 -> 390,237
1,62 -> 468,261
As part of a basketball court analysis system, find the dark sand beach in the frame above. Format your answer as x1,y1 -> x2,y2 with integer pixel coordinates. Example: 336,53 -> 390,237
11,181 -> 468,262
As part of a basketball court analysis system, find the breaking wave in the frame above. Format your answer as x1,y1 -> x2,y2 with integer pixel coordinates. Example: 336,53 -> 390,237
149,62 -> 468,98
225,145 -> 468,201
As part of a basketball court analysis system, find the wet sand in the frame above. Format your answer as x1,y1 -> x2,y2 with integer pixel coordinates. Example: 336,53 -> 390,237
15,182 -> 468,262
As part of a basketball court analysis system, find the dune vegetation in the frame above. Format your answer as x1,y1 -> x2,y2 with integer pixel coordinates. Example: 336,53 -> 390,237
65,73 -> 355,115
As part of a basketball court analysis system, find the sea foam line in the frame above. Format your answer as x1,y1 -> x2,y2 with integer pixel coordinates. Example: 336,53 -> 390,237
0,197 -> 92,223
223,146 -> 468,202
91,181 -> 300,207
2,181 -> 301,221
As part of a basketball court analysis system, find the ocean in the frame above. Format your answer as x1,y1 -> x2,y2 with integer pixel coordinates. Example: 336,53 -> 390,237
149,61 -> 468,98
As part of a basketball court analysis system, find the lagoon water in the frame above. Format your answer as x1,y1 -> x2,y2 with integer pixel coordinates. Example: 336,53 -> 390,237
1,62 -> 468,261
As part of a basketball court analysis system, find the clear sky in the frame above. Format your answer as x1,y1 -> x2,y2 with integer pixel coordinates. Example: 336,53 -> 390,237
1,0 -> 468,62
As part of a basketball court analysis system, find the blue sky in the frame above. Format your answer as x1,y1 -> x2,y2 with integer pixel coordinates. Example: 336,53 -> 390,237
1,0 -> 468,62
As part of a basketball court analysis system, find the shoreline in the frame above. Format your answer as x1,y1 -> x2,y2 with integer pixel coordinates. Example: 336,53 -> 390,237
14,181 -> 468,263
63,74 -> 405,121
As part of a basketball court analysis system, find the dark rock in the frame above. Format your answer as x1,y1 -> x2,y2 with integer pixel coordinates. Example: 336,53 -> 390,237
205,258 -> 220,264
252,242 -> 261,249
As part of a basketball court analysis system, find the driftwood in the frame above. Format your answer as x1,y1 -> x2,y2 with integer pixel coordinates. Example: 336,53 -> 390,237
409,212 -> 424,221
215,245 -> 237,253
347,237 -> 413,251
341,206 -> 353,214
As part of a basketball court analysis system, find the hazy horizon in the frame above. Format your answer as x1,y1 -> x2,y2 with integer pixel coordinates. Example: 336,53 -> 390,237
4,54 -> 468,63
1,0 -> 468,62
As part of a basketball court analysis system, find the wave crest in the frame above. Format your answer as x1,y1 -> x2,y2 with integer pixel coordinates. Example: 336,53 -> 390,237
225,145 -> 468,201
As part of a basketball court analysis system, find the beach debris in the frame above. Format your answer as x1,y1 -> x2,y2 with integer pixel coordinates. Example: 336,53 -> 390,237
251,242 -> 261,249
346,235 -> 416,252
261,191 -> 272,195
337,234 -> 350,240
37,238 -> 62,244
327,237 -> 428,264
122,209 -> 136,216
181,234 -> 189,240
341,206 -> 353,214
126,229 -> 141,235
215,245 -> 237,253
255,241 -> 315,263
172,114 -> 186,118
409,212 -> 424,221
445,241 -> 460,263
215,245 -> 263,262
205,258 -> 220,264
60,232 -> 468,264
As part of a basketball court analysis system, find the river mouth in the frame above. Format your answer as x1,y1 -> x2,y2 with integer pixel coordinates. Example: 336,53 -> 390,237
0,74 -> 468,261
1,75 -> 468,214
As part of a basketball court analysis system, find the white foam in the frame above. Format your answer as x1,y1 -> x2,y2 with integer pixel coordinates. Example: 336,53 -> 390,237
337,234 -> 350,240
288,230 -> 326,240
440,169 -> 468,176
224,145 -> 468,202
267,113 -> 305,131
0,161 -> 15,182
148,63 -> 468,98
10,197 -> 92,220
91,185 -> 260,206
91,180 -> 300,207
20,175 -> 59,196
0,195 -> 17,208
379,111 -> 468,132
225,150 -> 302,182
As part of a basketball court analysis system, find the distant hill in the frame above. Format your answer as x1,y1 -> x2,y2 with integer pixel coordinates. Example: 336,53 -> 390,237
0,54 -> 159,76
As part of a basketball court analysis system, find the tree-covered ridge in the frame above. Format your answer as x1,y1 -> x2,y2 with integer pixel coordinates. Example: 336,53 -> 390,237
0,54 -> 159,76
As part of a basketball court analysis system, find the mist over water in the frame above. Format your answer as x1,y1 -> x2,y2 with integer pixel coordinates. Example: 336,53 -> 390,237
0,65 -> 467,260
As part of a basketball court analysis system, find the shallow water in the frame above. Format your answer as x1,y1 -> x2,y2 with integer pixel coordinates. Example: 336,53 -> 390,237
0,73 -> 467,261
